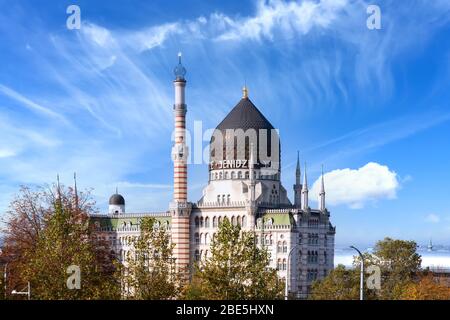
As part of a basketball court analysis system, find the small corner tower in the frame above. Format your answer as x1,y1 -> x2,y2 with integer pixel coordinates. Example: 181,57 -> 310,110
109,188 -> 125,214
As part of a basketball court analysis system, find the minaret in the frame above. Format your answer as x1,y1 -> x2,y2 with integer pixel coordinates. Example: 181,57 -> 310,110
293,151 -> 302,208
301,162 -> 309,211
172,52 -> 188,202
319,165 -> 326,211
170,52 -> 191,277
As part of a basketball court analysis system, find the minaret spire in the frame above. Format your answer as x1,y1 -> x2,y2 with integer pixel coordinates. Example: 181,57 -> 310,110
301,162 -> 309,211
74,172 -> 79,210
56,173 -> 61,199
319,165 -> 326,211
293,151 -> 302,208
296,151 -> 300,185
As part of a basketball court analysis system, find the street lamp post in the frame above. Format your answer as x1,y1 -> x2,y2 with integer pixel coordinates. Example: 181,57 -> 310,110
3,263 -> 7,300
350,245 -> 364,301
11,282 -> 30,300
285,244 -> 300,300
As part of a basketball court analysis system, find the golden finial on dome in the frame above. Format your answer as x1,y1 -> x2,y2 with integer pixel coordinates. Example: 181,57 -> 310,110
242,85 -> 248,99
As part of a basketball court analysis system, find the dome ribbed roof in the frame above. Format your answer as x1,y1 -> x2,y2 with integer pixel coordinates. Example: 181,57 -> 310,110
109,194 -> 125,205
209,96 -> 280,173
215,97 -> 274,131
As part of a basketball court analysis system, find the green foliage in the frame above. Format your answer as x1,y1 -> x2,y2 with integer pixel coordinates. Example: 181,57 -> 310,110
372,237 -> 421,299
22,191 -> 120,299
185,218 -> 284,300
120,217 -> 183,300
310,237 -> 423,300
1,185 -> 121,300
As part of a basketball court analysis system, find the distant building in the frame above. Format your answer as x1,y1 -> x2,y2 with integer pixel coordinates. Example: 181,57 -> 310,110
91,55 -> 336,299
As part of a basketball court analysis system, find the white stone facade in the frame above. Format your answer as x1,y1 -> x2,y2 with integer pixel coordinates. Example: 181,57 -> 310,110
90,55 -> 335,299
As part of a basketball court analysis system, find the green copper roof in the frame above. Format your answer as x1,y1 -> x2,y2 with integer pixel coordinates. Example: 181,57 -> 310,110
90,215 -> 171,231
262,212 -> 294,226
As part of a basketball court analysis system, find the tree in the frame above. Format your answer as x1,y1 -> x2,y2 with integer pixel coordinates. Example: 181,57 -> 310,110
185,218 -> 284,300
310,238 -> 422,300
0,186 -> 48,295
1,184 -> 121,299
371,237 -> 421,299
400,274 -> 450,300
121,217 -> 183,300
309,260 -> 379,300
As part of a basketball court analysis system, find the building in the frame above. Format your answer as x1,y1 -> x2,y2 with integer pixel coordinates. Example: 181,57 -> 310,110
90,54 -> 336,299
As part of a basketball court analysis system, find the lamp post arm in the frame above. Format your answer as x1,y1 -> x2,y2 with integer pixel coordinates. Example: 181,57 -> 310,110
285,244 -> 300,300
350,246 -> 364,301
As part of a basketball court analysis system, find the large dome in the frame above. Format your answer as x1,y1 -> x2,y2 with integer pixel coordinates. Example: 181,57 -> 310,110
209,95 -> 280,172
109,193 -> 125,205
215,97 -> 274,132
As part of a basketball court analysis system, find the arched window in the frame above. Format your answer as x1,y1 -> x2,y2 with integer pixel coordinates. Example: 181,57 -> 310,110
231,216 -> 236,226
217,195 -> 220,204
200,233 -> 204,244
195,233 -> 200,244
218,216 -> 223,226
277,241 -> 282,253
237,216 -> 241,226
219,172 -> 223,179
205,217 -> 210,228
238,171 -> 242,179
277,259 -> 282,270
195,250 -> 200,261
200,217 -> 204,228
205,233 -> 209,244
242,215 -> 247,227
227,194 -> 231,204
195,216 -> 199,227
245,171 -> 249,179
282,259 -> 287,271
222,195 -> 226,204
231,171 -> 236,179
213,216 -> 217,228
283,241 -> 287,253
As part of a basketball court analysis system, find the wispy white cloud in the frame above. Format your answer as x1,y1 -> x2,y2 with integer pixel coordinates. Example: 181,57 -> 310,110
425,213 -> 440,223
0,84 -> 69,125
0,148 -> 16,158
311,162 -> 400,209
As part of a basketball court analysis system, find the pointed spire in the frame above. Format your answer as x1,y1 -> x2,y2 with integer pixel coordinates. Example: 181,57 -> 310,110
56,173 -> 61,198
319,165 -> 326,211
295,151 -> 301,185
321,165 -> 325,192
303,162 -> 308,190
301,163 -> 309,210
74,172 -> 79,210
116,186 -> 118,195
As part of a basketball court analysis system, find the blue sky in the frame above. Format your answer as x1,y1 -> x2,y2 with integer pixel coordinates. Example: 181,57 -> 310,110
0,0 -> 449,246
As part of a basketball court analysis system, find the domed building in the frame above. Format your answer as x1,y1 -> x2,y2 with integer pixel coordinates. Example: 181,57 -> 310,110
90,55 -> 336,299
